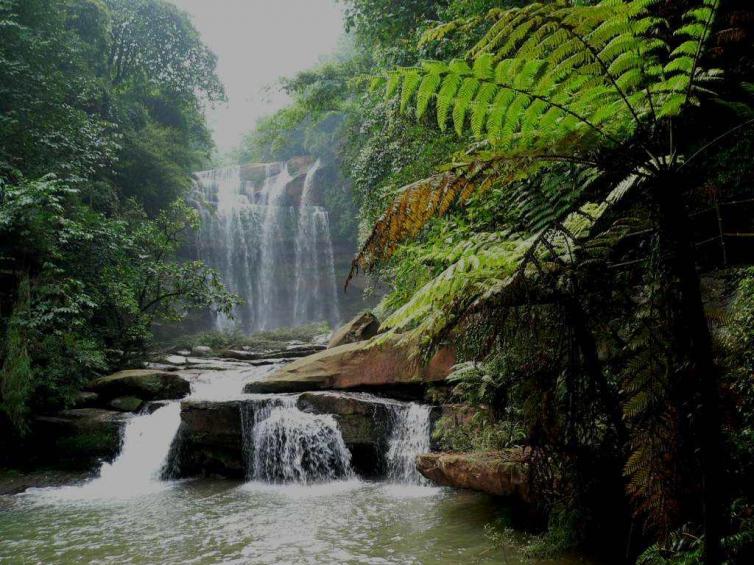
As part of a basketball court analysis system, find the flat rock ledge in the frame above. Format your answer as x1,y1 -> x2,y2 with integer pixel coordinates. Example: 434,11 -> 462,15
416,449 -> 529,501
87,369 -> 190,401
243,335 -> 455,395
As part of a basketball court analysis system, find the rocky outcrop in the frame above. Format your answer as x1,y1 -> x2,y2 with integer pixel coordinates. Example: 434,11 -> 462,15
87,369 -> 190,401
297,392 -> 398,476
166,400 -> 246,478
32,409 -> 127,467
416,449 -> 529,500
108,396 -> 144,412
169,392 -> 409,479
328,311 -> 380,348
220,344 -> 325,361
243,335 -> 455,395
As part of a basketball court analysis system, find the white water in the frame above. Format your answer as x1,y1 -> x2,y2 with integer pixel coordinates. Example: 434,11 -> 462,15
242,395 -> 353,484
193,161 -> 341,332
27,403 -> 182,501
254,163 -> 294,330
292,160 -> 341,325
386,403 -> 432,485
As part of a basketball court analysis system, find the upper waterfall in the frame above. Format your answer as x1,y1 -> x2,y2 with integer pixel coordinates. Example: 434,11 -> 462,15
192,160 -> 341,332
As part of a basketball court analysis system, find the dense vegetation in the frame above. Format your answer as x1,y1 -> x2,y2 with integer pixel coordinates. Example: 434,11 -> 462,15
242,0 -> 754,562
2,0 -> 753,562
0,0 -> 237,433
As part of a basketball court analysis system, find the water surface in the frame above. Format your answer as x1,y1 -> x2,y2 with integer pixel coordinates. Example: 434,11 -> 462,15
1,479 -> 541,564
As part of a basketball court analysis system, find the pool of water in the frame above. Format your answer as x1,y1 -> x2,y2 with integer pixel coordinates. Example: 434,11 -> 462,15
0,478 -> 546,564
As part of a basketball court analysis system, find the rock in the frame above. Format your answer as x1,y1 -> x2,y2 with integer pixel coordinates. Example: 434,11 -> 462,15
312,333 -> 330,346
244,335 -> 455,395
162,354 -> 188,365
328,311 -> 380,348
145,362 -> 181,372
72,391 -> 99,408
192,345 -> 213,356
166,400 -> 246,478
108,396 -> 144,412
144,401 -> 168,414
221,346 -> 325,362
32,409 -> 127,467
297,392 -> 398,476
176,349 -> 192,357
416,449 -> 529,500
170,393 -> 412,479
87,369 -> 190,401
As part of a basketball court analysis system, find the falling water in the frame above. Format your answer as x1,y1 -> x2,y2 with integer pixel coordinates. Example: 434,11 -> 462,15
241,396 -> 353,484
193,160 -> 341,332
34,403 -> 183,500
386,403 -> 432,485
293,160 -> 341,325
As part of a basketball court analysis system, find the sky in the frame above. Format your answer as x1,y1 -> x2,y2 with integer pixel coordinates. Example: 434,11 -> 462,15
169,0 -> 344,152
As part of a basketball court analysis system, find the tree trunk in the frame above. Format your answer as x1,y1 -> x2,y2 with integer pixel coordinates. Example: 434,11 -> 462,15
654,180 -> 724,564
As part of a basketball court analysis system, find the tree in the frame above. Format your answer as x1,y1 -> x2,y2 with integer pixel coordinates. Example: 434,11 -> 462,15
350,1 -> 752,561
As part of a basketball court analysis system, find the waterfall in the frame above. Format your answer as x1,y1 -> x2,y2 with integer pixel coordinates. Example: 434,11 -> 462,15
292,160 -> 340,326
386,403 -> 432,485
241,396 -> 353,484
193,160 -> 341,332
42,403 -> 182,499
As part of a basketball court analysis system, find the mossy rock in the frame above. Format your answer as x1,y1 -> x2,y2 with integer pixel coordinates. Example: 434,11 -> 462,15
109,396 -> 144,412
87,369 -> 190,401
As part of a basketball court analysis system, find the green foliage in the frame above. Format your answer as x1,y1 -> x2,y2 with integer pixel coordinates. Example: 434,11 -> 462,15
0,0 -> 233,431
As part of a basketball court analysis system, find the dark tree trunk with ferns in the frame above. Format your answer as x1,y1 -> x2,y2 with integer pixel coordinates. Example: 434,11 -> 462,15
654,174 -> 724,563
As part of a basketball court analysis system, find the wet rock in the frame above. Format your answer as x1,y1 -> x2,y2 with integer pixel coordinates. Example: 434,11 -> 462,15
167,400 -> 246,478
87,369 -> 190,401
144,401 -> 168,414
32,409 -> 127,467
108,396 -> 144,412
328,311 -> 380,348
191,345 -> 213,356
162,354 -> 188,366
72,391 -> 99,408
312,333 -> 330,346
176,349 -> 192,357
221,346 -> 325,362
171,393 -> 407,479
416,449 -> 529,500
244,335 -> 455,395
297,392 -> 396,476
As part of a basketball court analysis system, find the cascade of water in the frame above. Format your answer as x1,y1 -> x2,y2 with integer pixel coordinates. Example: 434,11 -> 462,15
193,160 -> 340,332
254,164 -> 294,330
45,403 -> 183,499
292,160 -> 341,326
241,395 -> 353,484
386,403 -> 432,485
194,166 -> 262,331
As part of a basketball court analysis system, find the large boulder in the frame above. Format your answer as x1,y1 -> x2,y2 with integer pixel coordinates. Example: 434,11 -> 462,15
297,392 -> 397,476
168,393 -> 412,479
416,449 -> 529,500
328,311 -> 380,348
87,369 -> 190,401
243,335 -> 455,395
165,400 -> 246,478
31,409 -> 127,467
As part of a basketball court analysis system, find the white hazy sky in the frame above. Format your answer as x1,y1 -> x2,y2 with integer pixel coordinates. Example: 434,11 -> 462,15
169,0 -> 344,152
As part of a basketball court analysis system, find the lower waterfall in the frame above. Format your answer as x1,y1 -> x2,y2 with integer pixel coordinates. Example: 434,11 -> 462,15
241,396 -> 353,484
36,403 -> 182,500
386,403 -> 432,485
